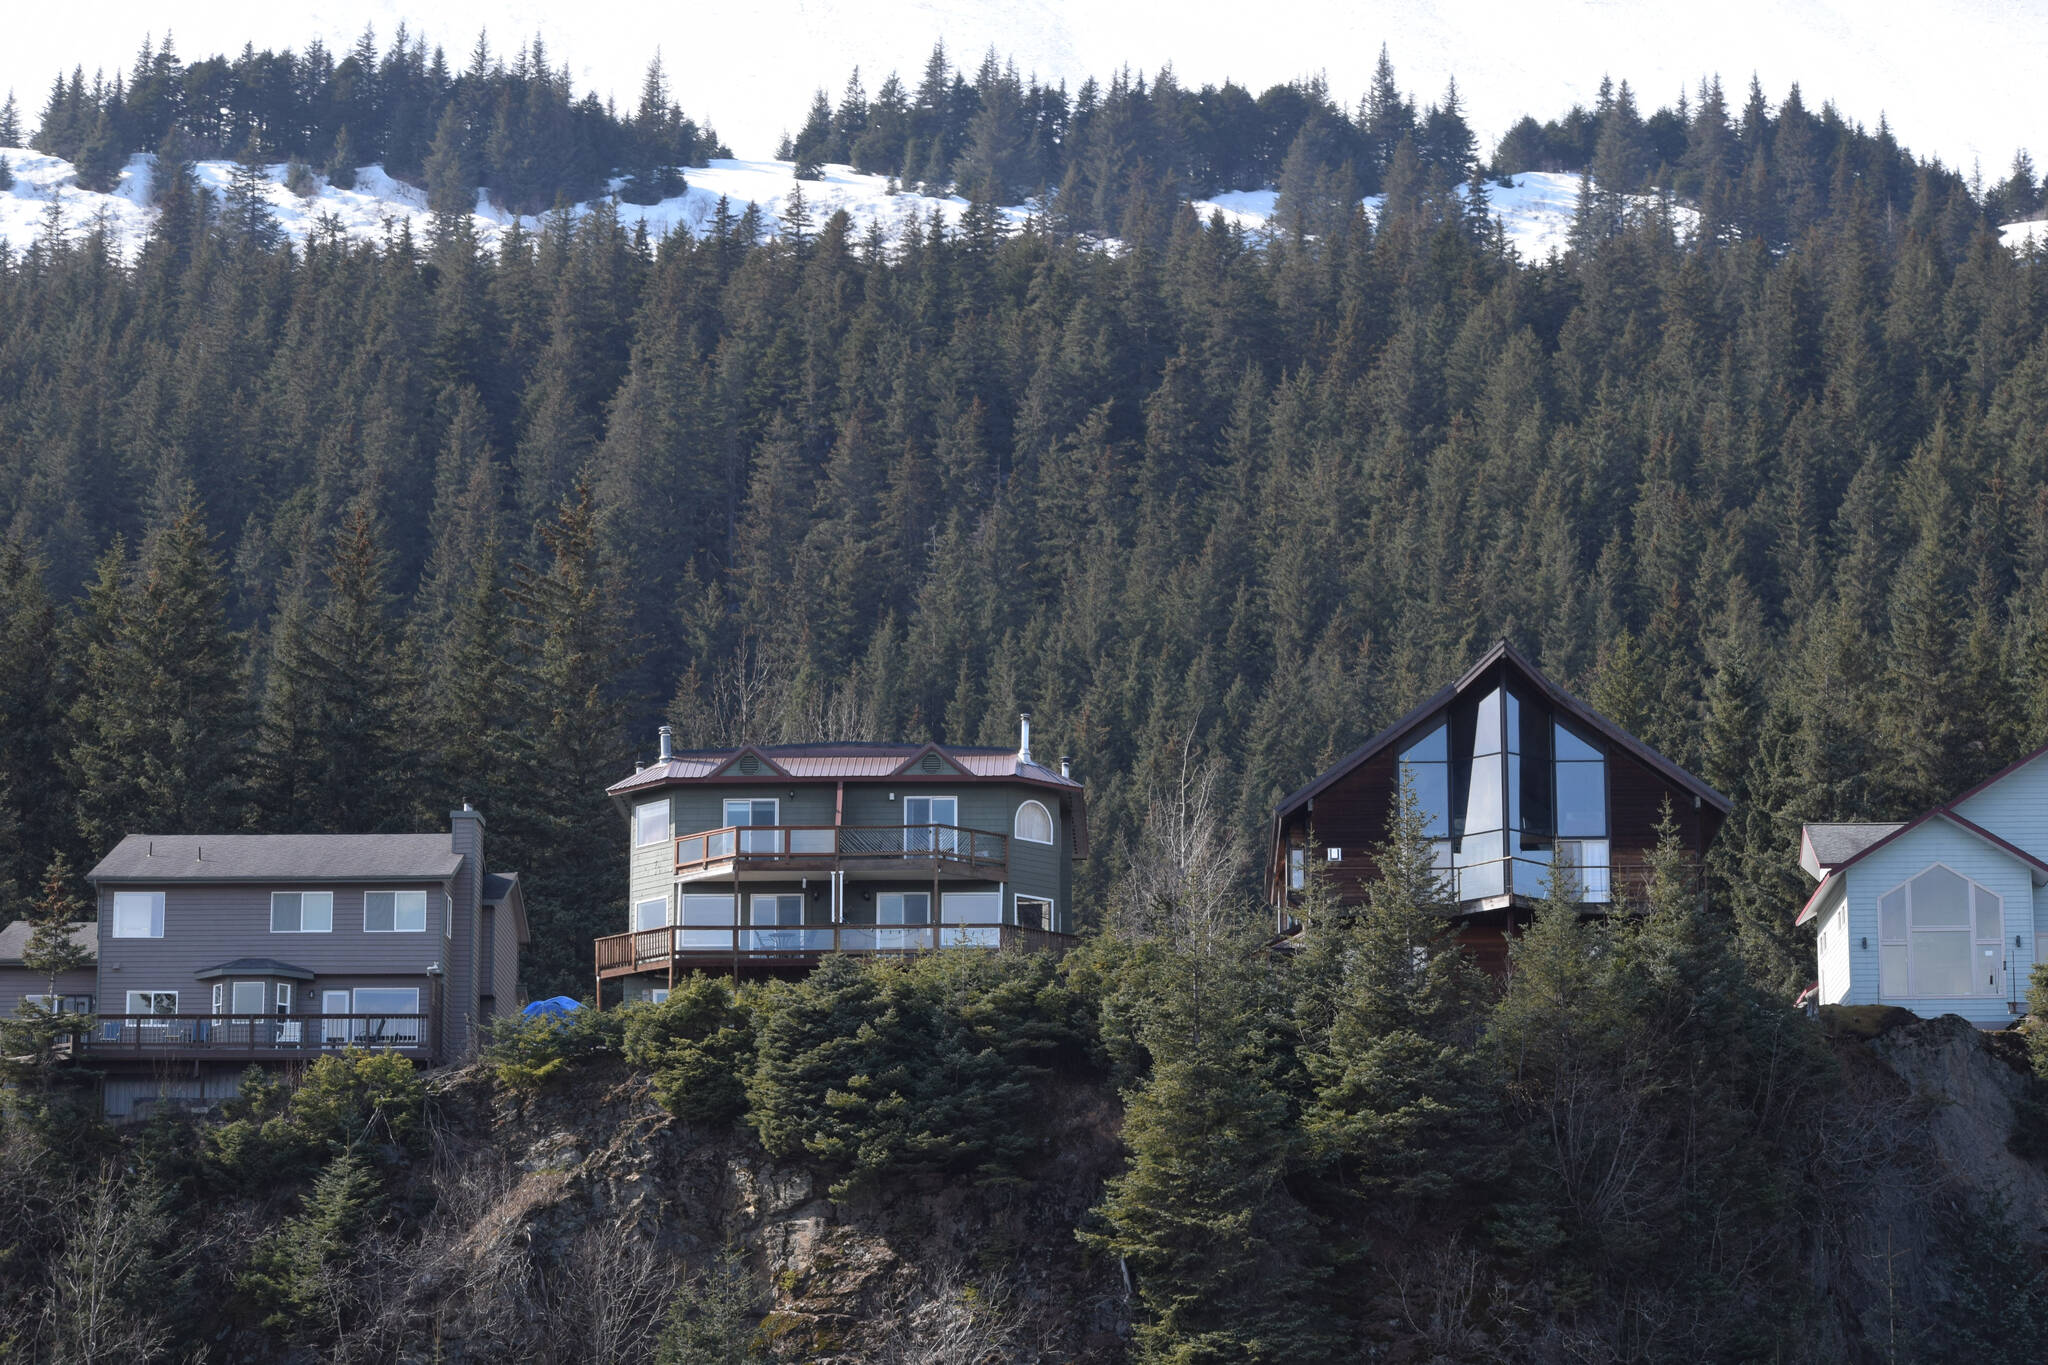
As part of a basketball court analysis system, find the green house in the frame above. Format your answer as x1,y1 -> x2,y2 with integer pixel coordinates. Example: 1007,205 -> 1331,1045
594,718 -> 1087,999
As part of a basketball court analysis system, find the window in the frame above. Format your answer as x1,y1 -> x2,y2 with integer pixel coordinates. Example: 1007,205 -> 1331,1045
353,988 -> 422,1045
635,799 -> 671,847
1880,865 -> 2005,998
125,990 -> 179,1015
941,892 -> 1001,924
25,994 -> 92,1014
271,891 -> 334,933
1015,800 -> 1054,844
633,895 -> 671,931
879,892 -> 931,925
649,988 -> 671,1005
231,981 -> 265,1015
277,984 -> 293,1016
112,891 -> 164,938
1288,848 -> 1305,891
365,889 -> 428,933
1016,897 -> 1055,932
679,894 -> 737,948
750,894 -> 804,925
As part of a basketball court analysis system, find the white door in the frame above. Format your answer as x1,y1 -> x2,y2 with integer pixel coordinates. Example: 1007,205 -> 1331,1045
323,989 -> 351,1045
904,796 -> 958,853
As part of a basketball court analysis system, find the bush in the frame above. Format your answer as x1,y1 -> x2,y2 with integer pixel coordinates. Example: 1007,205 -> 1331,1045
622,976 -> 755,1126
283,158 -> 317,197
481,1005 -> 626,1092
289,1048 -> 426,1152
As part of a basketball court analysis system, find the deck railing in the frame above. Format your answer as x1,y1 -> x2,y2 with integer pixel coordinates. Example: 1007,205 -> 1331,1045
675,824 -> 1007,876
84,1013 -> 433,1056
595,921 -> 1070,977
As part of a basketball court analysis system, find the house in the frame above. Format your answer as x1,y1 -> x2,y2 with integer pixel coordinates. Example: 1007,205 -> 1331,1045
594,717 -> 1086,1001
0,919 -> 97,1019
81,807 -> 527,1118
1798,744 -> 2048,1025
1268,641 -> 1730,973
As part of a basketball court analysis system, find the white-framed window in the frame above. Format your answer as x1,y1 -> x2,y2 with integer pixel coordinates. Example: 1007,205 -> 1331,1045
1016,896 -> 1055,932
878,891 -> 931,925
1879,864 -> 2005,998
231,981 -> 265,1015
210,983 -> 223,1014
680,893 -> 737,948
1015,800 -> 1054,844
25,993 -> 92,1014
353,987 -> 422,1044
725,799 -> 781,854
1327,848 -> 1342,862
271,891 -> 334,933
940,892 -> 1002,924
635,799 -> 671,847
276,983 -> 293,1016
634,895 -> 671,931
365,889 -> 429,933
649,988 -> 671,1004
111,890 -> 164,938
126,990 -> 179,1015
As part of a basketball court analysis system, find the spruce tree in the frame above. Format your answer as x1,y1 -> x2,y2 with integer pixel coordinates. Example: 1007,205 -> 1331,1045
0,853 -> 96,1089
299,505 -> 414,831
69,498 -> 247,852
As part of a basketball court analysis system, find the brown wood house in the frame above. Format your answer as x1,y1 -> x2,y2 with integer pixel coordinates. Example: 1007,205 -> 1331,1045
1268,641 -> 1729,974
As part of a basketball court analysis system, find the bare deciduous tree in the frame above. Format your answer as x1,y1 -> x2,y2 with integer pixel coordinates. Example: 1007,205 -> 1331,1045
44,1167 -> 171,1364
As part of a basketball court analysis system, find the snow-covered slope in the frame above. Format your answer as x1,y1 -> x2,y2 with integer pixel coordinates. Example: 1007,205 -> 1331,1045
0,147 -> 1034,257
0,149 -> 1692,262
1,2 -> 2041,178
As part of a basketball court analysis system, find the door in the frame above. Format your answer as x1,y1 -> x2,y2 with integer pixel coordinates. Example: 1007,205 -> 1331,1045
725,798 -> 781,854
323,989 -> 352,1046
904,796 -> 958,854
749,894 -> 805,950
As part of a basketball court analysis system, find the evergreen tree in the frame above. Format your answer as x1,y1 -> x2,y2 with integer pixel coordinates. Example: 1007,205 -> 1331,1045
69,499 -> 247,852
0,90 -> 22,146
0,853 -> 96,1089
221,139 -> 282,251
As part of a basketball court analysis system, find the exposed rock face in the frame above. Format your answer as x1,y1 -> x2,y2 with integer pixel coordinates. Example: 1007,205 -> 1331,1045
427,1062 -> 1130,1362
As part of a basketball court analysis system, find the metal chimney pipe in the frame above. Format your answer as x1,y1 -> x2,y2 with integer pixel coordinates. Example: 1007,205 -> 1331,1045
1060,756 -> 1071,780
1018,713 -> 1032,765
658,724 -> 674,762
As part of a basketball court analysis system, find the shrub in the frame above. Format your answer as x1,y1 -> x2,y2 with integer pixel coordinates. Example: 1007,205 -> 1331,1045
283,158 -> 318,197
622,976 -> 755,1126
289,1048 -> 426,1152
481,1005 -> 626,1092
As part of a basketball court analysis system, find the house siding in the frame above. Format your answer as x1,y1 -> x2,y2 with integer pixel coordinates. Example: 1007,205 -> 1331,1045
0,964 -> 98,1018
1835,820 -> 2036,1025
1953,752 -> 2048,853
444,811 -> 485,1058
1815,889 -> 1852,1005
491,899 -> 520,1012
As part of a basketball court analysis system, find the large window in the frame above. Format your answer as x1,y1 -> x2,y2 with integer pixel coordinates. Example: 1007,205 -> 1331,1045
725,799 -> 780,854
748,893 -> 807,950
635,799 -> 671,847
353,987 -> 422,1044
271,891 -> 333,933
1879,866 -> 2005,998
365,890 -> 428,933
1396,686 -> 1609,904
125,990 -> 179,1015
633,895 -> 670,931
1014,800 -> 1054,844
905,796 -> 959,853
111,891 -> 164,938
680,894 -> 737,949
1016,897 -> 1056,932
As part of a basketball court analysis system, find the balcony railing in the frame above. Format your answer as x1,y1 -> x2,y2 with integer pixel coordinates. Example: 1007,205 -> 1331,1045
675,824 -> 1007,877
83,1014 -> 433,1057
595,921 -> 1071,978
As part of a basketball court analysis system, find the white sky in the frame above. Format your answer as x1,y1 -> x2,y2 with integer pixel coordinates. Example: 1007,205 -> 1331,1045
3,0 -> 2042,175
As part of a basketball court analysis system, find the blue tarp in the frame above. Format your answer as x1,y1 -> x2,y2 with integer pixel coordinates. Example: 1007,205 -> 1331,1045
522,996 -> 582,1020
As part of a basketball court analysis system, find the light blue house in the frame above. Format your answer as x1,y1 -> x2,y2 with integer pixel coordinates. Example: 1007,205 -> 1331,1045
1799,745 -> 2048,1026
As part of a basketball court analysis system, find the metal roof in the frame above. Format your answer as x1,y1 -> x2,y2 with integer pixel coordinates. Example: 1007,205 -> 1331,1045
0,920 -> 96,964
606,742 -> 1085,795
88,834 -> 462,884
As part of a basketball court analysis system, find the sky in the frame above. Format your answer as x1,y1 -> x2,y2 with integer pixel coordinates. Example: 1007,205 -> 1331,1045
3,0 -> 2044,176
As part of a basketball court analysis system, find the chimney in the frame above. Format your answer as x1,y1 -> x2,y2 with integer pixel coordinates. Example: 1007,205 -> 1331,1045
1018,713 -> 1032,765
659,724 -> 674,762
1060,756 -> 1071,780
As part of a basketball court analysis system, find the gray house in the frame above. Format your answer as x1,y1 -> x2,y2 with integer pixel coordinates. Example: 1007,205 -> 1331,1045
83,808 -> 526,1118
0,920 -> 97,1019
595,718 -> 1087,1001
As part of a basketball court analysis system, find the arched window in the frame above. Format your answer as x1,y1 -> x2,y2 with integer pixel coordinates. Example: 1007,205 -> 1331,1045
1879,865 -> 2005,999
1015,800 -> 1054,844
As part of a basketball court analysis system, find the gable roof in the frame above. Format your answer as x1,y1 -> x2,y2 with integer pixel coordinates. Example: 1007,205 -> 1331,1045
1800,823 -> 1906,880
0,920 -> 96,965
1271,639 -> 1731,831
482,871 -> 532,945
1793,808 -> 2048,925
88,834 -> 462,884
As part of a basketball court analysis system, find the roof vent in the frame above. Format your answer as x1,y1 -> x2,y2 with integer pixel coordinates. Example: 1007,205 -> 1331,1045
921,753 -> 943,773
738,753 -> 762,775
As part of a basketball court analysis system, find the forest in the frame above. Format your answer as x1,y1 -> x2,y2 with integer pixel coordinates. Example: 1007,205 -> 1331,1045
3,25 -> 2048,1363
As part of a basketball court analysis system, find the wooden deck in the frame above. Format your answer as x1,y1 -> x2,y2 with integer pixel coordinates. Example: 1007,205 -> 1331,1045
674,823 -> 1008,880
594,922 -> 1075,990
80,1013 -> 434,1062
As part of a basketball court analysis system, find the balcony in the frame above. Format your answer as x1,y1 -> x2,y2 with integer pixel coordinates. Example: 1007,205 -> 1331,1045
81,1013 -> 434,1062
594,920 -> 1073,982
674,824 -> 1008,880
